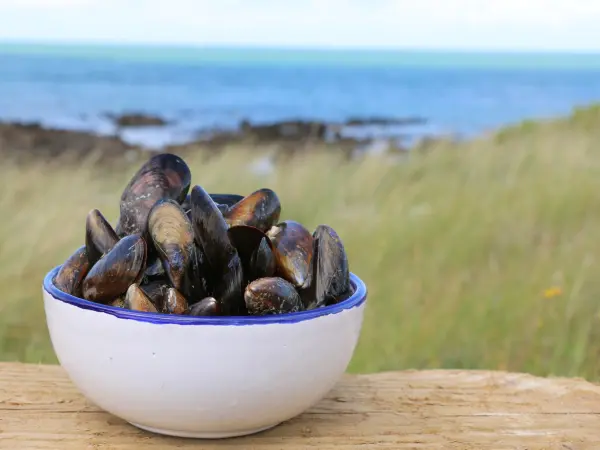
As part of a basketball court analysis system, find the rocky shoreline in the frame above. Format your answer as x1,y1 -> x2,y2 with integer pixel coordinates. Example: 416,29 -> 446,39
0,112 -> 442,163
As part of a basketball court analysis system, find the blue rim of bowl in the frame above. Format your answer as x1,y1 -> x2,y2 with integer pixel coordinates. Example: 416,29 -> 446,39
43,265 -> 367,325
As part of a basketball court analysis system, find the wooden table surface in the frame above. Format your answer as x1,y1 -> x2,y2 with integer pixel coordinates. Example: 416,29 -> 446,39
1,362 -> 599,449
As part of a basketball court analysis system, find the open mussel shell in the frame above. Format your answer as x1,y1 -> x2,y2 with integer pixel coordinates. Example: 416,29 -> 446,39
116,153 -> 192,237
190,185 -> 237,269
267,220 -> 314,289
244,277 -> 304,315
124,284 -> 158,313
82,234 -> 147,304
190,185 -> 244,315
212,252 -> 245,315
227,225 -> 276,284
85,209 -> 119,265
165,287 -> 189,315
148,199 -> 194,291
253,236 -> 277,280
54,245 -> 91,297
180,244 -> 211,306
222,188 -> 281,233
306,224 -> 351,309
189,297 -> 219,316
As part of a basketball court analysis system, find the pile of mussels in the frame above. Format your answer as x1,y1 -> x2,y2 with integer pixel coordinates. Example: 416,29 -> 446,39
53,153 -> 353,316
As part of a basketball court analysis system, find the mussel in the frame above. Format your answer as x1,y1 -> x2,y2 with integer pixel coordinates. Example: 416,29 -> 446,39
54,245 -> 91,297
190,185 -> 244,315
189,297 -> 219,316
222,188 -> 281,232
165,287 -> 188,315
82,234 -> 147,304
244,277 -> 304,315
148,199 -> 194,291
227,225 -> 276,285
116,153 -> 191,237
307,224 -> 351,308
85,209 -> 119,265
124,284 -> 158,313
180,244 -> 211,306
212,257 -> 244,315
190,185 -> 237,269
267,220 -> 313,289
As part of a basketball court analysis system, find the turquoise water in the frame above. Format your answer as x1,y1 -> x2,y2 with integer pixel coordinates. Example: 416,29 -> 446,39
3,43 -> 600,68
1,42 -> 600,147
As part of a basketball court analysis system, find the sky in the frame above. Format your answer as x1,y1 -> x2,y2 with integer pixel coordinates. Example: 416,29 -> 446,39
0,0 -> 599,51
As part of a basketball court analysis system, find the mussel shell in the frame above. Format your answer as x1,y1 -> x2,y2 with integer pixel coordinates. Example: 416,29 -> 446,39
190,185 -> 244,314
116,153 -> 192,237
212,252 -> 246,316
82,234 -> 147,304
267,220 -> 314,289
124,284 -> 158,313
54,245 -> 91,297
190,185 -> 237,269
180,244 -> 211,305
253,236 -> 277,280
223,188 -> 281,232
244,277 -> 303,315
227,225 -> 276,284
139,279 -> 169,311
189,297 -> 219,316
85,209 -> 119,265
307,224 -> 351,308
148,199 -> 194,291
165,287 -> 188,315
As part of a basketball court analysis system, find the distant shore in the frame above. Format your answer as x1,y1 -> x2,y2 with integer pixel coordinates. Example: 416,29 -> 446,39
3,43 -> 598,159
2,103 -> 597,166
0,112 -> 443,162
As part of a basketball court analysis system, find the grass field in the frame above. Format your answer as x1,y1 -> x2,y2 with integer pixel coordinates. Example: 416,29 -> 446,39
3,104 -> 600,380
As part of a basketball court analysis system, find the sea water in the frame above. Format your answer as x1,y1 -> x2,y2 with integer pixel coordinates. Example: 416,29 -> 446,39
1,43 -> 600,148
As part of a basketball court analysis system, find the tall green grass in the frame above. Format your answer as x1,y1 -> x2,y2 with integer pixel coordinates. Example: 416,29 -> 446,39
3,105 -> 600,379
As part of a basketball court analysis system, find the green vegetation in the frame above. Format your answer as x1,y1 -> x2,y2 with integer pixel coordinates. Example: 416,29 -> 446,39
3,104 -> 600,380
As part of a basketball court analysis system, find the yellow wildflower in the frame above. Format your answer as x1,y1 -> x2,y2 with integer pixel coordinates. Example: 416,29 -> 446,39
543,286 -> 563,299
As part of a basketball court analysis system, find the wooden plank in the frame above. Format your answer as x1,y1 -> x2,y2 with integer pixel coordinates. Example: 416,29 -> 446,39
1,362 -> 600,449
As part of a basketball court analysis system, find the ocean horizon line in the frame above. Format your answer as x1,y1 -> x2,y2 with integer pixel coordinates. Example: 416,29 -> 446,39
2,40 -> 600,69
2,39 -> 600,56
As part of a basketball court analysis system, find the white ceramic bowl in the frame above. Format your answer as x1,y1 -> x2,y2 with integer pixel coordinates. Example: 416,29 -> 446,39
42,265 -> 368,439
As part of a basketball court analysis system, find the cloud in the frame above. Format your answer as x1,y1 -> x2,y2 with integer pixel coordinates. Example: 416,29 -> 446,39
0,0 -> 599,50
0,0 -> 93,8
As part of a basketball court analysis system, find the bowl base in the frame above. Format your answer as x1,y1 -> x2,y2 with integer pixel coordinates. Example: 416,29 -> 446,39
129,421 -> 281,439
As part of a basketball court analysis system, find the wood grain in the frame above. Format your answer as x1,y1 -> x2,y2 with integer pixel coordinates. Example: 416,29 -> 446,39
1,362 -> 600,449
